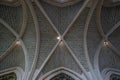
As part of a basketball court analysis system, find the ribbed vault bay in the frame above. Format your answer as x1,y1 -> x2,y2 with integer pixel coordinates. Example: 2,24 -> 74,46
34,0 -> 91,78
101,5 -> 120,34
97,2 -> 120,79
0,0 -> 120,80
99,4 -> 120,70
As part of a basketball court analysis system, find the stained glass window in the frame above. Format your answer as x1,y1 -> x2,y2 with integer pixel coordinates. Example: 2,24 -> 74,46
0,72 -> 16,80
50,73 -> 75,80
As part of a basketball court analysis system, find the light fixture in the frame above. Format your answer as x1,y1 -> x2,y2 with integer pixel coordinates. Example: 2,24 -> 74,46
57,36 -> 61,40
16,40 -> 21,45
103,41 -> 109,47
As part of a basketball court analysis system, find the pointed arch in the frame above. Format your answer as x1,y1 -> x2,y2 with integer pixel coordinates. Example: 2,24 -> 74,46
39,67 -> 83,80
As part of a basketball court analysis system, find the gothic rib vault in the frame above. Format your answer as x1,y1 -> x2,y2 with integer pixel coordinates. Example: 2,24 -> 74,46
0,0 -> 120,80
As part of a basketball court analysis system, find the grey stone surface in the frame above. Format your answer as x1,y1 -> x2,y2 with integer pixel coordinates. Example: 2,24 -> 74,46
0,46 -> 25,71
40,0 -> 84,34
0,5 -> 23,34
99,47 -> 120,72
101,5 -> 120,34
41,44 -> 82,76
87,12 -> 102,66
34,6 -> 58,69
0,24 -> 15,56
0,1 -> 120,79
22,8 -> 36,70
64,8 -> 90,71
109,27 -> 120,50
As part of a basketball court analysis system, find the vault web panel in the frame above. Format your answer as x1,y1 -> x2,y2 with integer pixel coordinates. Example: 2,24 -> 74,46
0,24 -> 15,56
101,5 -> 120,34
40,43 -> 82,76
39,0 -> 84,34
0,5 -> 23,34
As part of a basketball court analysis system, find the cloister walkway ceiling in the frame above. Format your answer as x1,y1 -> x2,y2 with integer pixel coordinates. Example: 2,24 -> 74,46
0,0 -> 120,80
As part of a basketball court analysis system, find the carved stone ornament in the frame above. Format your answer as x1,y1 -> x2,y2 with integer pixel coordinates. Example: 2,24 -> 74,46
103,0 -> 120,7
0,0 -> 21,7
44,0 -> 82,7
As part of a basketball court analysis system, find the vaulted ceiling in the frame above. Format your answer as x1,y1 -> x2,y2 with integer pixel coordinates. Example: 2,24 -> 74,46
0,0 -> 120,80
